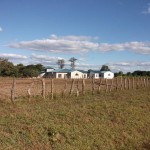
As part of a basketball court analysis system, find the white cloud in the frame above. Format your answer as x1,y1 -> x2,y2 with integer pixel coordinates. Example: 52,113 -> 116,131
0,27 -> 3,32
9,34 -> 150,55
0,53 -> 27,60
142,4 -> 150,14
107,61 -> 150,73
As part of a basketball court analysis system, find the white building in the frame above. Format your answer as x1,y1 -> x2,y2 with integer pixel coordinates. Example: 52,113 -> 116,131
100,71 -> 114,79
88,70 -> 100,79
45,69 -> 87,79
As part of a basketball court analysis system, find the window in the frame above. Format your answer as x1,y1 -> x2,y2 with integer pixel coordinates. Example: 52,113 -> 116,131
75,73 -> 79,76
108,74 -> 111,76
58,74 -> 62,78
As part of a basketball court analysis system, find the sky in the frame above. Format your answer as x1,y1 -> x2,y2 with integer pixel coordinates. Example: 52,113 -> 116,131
0,0 -> 150,72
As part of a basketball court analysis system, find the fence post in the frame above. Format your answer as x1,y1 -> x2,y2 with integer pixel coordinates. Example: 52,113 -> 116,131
105,79 -> 108,92
70,79 -> 75,95
11,78 -> 16,104
132,77 -> 134,89
120,76 -> 123,90
82,79 -> 85,95
51,78 -> 54,99
92,78 -> 95,95
124,78 -> 127,89
62,79 -> 67,98
27,81 -> 34,101
110,79 -> 114,92
128,78 -> 131,89
42,79 -> 46,99
76,79 -> 79,97
116,77 -> 118,90
98,78 -> 102,93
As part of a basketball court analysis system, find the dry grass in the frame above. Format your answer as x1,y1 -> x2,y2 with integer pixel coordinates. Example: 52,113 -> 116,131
0,87 -> 150,150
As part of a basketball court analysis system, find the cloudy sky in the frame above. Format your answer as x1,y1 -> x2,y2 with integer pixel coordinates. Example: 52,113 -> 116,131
0,0 -> 150,72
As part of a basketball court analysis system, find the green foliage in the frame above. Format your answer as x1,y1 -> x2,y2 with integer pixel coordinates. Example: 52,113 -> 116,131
57,59 -> 65,69
0,58 -> 44,77
100,65 -> 110,71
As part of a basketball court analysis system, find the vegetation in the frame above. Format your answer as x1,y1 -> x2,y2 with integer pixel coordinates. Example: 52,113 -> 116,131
0,58 -> 44,77
57,59 -> 65,69
69,57 -> 77,70
100,65 -> 111,71
0,88 -> 150,149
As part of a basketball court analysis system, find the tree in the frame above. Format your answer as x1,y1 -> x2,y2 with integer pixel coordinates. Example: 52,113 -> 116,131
100,65 -> 110,71
0,58 -> 16,77
57,59 -> 65,69
69,57 -> 77,70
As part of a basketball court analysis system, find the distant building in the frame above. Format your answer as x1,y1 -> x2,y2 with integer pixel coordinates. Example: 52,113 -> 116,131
100,71 -> 114,79
45,69 -> 88,79
88,70 -> 100,79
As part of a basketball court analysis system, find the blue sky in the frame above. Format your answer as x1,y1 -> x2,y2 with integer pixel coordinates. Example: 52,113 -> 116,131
0,0 -> 150,72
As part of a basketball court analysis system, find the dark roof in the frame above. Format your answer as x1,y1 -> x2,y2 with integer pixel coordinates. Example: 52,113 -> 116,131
44,66 -> 54,69
90,70 -> 100,73
77,70 -> 88,73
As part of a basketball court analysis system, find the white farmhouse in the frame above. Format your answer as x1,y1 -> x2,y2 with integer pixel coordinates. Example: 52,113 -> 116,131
100,71 -> 114,79
45,69 -> 87,79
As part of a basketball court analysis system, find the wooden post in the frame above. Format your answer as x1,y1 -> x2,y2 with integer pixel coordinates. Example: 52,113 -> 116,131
27,81 -> 34,101
110,79 -> 114,92
92,78 -> 95,95
70,79 -> 75,95
98,78 -> 102,93
120,76 -> 123,90
11,78 -> 16,104
144,78 -> 146,87
136,77 -> 138,89
62,79 -> 67,98
42,79 -> 46,99
51,78 -> 54,99
132,77 -> 134,89
146,77 -> 149,87
124,78 -> 127,89
128,78 -> 130,90
82,79 -> 85,95
105,79 -> 108,92
76,79 -> 79,97
116,78 -> 118,90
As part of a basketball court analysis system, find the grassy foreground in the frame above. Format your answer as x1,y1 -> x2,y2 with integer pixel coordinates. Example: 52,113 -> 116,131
0,89 -> 150,150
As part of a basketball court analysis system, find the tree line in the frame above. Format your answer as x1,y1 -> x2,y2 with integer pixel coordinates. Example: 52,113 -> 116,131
0,58 -> 150,77
0,58 -> 44,77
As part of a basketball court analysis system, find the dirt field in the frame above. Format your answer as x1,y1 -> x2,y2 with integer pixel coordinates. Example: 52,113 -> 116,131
0,77 -> 149,101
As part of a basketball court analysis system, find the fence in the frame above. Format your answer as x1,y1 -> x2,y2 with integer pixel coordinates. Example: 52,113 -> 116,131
0,77 -> 150,103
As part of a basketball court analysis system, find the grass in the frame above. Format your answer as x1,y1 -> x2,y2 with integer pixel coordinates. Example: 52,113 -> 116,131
0,88 -> 150,150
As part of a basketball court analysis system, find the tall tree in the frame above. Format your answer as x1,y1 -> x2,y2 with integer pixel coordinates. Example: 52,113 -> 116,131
57,59 -> 65,69
69,57 -> 77,70
100,65 -> 110,71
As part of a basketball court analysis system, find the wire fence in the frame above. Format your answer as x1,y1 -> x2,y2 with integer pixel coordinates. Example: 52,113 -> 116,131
0,77 -> 150,103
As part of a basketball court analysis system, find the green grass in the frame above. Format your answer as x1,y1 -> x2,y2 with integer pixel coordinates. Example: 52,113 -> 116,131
0,88 -> 150,150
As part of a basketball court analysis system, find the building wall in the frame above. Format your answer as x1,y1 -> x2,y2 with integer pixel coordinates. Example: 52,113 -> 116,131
103,71 -> 114,79
71,71 -> 84,79
89,72 -> 99,78
56,73 -> 68,78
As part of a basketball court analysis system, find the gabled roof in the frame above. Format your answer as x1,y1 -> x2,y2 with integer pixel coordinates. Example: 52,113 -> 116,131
77,70 -> 88,73
49,69 -> 79,73
90,70 -> 100,73
45,66 -> 54,69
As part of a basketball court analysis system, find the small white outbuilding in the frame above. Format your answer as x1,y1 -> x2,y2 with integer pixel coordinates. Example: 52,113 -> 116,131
100,71 -> 114,79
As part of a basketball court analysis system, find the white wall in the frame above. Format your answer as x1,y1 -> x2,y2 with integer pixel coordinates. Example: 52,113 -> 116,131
71,71 -> 84,79
56,73 -> 67,78
103,71 -> 114,79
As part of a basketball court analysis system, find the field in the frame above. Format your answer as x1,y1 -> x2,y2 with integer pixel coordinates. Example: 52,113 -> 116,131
0,86 -> 150,149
